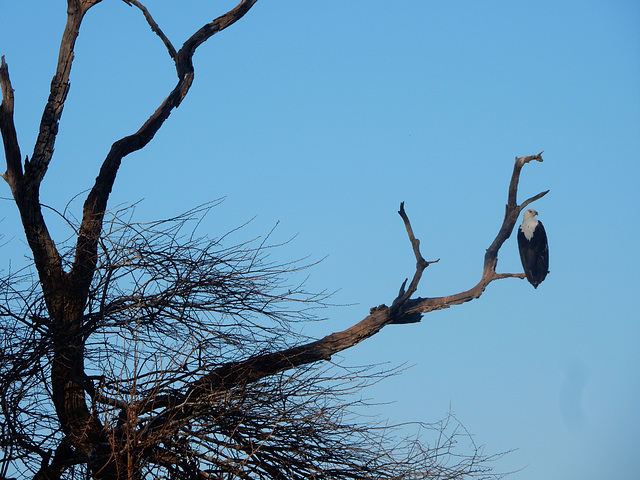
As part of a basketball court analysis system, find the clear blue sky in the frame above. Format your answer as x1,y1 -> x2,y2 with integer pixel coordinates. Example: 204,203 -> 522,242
2,1 -> 639,479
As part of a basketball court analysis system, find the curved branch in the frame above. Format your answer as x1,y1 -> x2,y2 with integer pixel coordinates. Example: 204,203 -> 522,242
189,307 -> 391,399
143,305 -> 396,440
180,0 -> 260,63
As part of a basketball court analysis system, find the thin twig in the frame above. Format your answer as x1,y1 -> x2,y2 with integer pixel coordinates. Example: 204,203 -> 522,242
126,0 -> 177,59
390,202 -> 438,317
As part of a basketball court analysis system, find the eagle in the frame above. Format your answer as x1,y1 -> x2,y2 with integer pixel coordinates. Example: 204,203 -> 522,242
517,209 -> 549,288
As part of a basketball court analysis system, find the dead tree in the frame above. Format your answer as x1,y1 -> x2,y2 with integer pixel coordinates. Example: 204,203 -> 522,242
0,1 -> 548,479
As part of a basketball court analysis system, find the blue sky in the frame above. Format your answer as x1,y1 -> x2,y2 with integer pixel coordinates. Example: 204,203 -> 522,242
1,1 -> 639,479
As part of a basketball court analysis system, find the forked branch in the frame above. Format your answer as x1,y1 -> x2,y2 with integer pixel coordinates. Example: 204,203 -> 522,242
390,202 -> 439,318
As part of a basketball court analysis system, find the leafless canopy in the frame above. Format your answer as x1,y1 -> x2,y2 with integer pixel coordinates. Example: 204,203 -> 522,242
1,1 -> 548,479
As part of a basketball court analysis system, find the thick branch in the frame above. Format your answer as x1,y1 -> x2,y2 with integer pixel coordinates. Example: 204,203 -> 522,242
45,7 -> 261,461
29,1 -> 90,186
143,306 -> 396,439
189,307 -> 391,398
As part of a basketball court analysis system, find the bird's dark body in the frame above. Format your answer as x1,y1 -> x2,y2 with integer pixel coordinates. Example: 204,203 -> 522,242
517,222 -> 549,288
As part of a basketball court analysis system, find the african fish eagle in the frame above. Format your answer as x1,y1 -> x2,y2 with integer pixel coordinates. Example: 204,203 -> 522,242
517,209 -> 549,288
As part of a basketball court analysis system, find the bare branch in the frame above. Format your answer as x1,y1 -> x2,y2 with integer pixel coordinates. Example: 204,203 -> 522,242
493,272 -> 527,280
391,202 -> 439,315
29,1 -> 93,186
404,153 -> 548,315
32,438 -> 76,480
520,189 -> 550,211
508,151 -> 543,207
0,56 -> 23,192
180,0 -> 260,64
125,0 -> 177,59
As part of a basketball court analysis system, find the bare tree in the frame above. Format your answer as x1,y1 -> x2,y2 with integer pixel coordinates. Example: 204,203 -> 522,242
0,2 -> 548,479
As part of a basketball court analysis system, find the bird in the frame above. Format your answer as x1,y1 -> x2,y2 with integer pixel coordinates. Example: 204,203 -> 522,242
517,209 -> 549,288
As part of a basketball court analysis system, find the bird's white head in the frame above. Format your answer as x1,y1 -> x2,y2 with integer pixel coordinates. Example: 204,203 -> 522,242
520,209 -> 539,240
